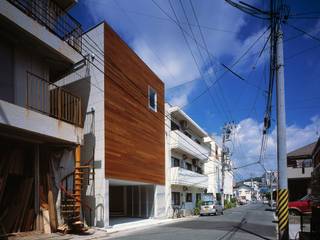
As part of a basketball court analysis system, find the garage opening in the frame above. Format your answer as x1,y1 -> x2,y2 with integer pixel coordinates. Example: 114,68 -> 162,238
109,183 -> 155,226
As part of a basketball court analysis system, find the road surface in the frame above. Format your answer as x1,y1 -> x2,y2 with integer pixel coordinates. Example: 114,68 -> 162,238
103,203 -> 276,240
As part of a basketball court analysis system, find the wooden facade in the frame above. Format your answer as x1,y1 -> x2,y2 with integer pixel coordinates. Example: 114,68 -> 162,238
103,23 -> 165,185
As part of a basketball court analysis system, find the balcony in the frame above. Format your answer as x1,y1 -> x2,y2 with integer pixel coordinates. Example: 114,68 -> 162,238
26,71 -> 82,126
7,0 -> 82,53
170,130 -> 210,161
171,167 -> 208,189
287,166 -> 313,179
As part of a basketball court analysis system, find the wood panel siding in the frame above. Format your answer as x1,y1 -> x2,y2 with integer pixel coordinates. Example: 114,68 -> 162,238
104,23 -> 165,185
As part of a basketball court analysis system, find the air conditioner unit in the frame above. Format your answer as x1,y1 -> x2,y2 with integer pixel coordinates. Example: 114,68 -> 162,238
180,120 -> 188,130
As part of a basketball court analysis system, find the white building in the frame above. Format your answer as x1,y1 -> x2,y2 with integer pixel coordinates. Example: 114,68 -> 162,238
235,185 -> 253,202
204,138 -> 234,202
165,104 -> 211,216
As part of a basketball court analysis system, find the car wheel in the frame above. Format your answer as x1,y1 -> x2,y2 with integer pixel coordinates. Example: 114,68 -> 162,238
221,211 -> 224,215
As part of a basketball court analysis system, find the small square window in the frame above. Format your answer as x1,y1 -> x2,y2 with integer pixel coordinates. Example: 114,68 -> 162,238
148,86 -> 157,112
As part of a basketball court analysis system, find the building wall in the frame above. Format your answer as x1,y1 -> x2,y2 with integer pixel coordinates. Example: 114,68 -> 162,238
82,24 -> 107,227
224,170 -> 234,196
103,23 -> 165,185
0,38 -> 50,108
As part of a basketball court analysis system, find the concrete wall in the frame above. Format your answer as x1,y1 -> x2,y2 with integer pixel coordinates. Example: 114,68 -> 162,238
81,24 -> 107,227
171,185 -> 203,214
0,38 -> 50,109
224,170 -> 234,196
205,158 -> 221,196
0,99 -> 82,144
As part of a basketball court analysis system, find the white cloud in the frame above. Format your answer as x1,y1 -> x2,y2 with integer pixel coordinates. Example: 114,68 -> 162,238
82,0 -> 266,98
220,115 -> 320,179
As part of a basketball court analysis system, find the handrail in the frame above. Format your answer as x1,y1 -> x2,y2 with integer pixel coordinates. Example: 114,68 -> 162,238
26,71 -> 82,126
60,172 -> 92,211
7,0 -> 83,53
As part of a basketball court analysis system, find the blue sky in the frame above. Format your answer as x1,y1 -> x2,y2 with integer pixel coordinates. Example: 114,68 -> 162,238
70,0 -> 320,179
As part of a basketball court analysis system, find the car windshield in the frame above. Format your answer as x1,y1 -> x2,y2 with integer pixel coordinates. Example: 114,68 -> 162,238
202,201 -> 214,205
300,195 -> 311,201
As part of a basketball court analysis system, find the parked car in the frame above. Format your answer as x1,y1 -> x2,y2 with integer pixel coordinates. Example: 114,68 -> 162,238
288,194 -> 312,215
200,200 -> 223,216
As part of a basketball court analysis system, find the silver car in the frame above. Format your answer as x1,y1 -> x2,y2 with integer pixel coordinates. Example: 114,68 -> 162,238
200,201 -> 224,216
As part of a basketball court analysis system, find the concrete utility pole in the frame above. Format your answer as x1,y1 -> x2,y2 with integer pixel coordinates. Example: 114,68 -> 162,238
225,1 -> 289,238
221,122 -> 234,208
221,129 -> 226,209
275,26 -> 289,240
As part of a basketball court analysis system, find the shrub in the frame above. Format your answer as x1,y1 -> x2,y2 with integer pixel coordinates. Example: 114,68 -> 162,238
194,199 -> 202,215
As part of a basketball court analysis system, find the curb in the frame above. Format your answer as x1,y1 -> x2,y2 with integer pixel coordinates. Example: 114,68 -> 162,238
93,215 -> 199,235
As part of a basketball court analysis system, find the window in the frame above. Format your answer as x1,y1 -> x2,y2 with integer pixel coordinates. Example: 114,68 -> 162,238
196,167 -> 203,174
186,193 -> 192,202
172,157 -> 180,167
172,192 -> 180,205
186,162 -> 192,171
148,86 -> 157,111
196,193 -> 201,203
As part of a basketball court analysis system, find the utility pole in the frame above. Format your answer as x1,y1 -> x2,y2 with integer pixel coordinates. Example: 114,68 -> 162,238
275,25 -> 289,240
221,122 -> 235,208
225,1 -> 289,239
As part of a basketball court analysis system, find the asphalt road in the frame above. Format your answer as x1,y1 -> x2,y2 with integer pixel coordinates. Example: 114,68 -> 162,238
103,203 -> 276,240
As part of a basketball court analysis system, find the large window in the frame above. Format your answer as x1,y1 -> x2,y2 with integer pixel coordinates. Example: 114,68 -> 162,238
148,86 -> 157,112
172,192 -> 180,205
186,193 -> 192,202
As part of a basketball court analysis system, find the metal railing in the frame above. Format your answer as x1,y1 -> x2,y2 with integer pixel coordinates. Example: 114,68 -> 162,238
7,0 -> 82,53
26,71 -> 82,126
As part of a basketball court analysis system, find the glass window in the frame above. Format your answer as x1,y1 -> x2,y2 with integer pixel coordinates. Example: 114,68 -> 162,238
148,86 -> 157,111
172,157 -> 180,167
172,192 -> 180,205
186,193 -> 192,202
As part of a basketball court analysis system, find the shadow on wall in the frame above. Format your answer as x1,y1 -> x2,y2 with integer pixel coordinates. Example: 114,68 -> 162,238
81,110 -> 97,227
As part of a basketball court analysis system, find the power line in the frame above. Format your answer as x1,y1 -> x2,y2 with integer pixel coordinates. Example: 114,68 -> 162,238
151,0 -> 245,81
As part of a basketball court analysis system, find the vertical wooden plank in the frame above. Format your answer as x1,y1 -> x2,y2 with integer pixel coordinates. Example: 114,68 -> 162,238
47,174 -> 57,232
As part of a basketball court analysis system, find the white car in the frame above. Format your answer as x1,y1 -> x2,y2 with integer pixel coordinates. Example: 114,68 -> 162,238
200,201 -> 223,216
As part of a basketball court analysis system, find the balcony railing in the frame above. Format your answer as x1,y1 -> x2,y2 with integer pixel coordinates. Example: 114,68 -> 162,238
170,130 -> 210,161
27,71 -> 81,126
171,167 -> 208,189
8,0 -> 82,53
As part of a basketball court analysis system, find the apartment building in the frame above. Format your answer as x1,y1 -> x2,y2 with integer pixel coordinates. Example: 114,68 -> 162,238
204,138 -> 222,199
204,139 -> 234,202
61,22 -> 165,228
0,0 -> 88,233
165,104 -> 211,216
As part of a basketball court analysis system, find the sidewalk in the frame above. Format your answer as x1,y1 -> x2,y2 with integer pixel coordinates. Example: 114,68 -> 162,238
7,216 -> 199,240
